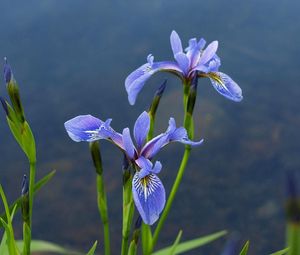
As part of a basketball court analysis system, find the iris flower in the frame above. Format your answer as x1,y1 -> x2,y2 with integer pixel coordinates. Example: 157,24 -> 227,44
125,30 -> 242,105
64,111 -> 203,224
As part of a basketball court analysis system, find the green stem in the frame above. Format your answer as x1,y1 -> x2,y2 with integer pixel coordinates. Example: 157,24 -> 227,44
26,161 -> 36,255
150,82 -> 194,253
286,222 -> 300,255
96,174 -> 110,255
121,170 -> 135,255
151,147 -> 191,251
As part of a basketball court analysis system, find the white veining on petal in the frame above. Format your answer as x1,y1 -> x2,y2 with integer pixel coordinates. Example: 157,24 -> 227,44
133,173 -> 161,201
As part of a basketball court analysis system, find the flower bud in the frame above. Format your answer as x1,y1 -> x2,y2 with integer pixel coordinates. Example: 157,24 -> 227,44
89,141 -> 103,175
148,79 -> 167,116
3,59 -> 25,123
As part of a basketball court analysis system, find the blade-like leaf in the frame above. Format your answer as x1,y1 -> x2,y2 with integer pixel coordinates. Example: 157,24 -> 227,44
269,247 -> 289,255
152,230 -> 227,255
0,170 -> 56,228
239,241 -> 249,255
15,240 -> 80,255
169,230 -> 183,255
86,241 -> 98,255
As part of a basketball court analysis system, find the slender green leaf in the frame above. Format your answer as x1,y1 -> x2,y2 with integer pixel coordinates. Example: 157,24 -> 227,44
86,241 -> 98,255
14,240 -> 80,255
152,230 -> 227,255
169,230 -> 183,255
286,222 -> 300,255
239,241 -> 249,255
269,247 -> 289,255
0,170 -> 56,228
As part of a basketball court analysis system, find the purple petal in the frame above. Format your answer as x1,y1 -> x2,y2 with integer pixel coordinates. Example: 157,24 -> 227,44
122,128 -> 136,159
151,161 -> 162,174
170,30 -> 183,57
134,111 -> 150,150
136,157 -> 162,177
174,52 -> 190,75
141,133 -> 169,159
206,54 -> 221,72
125,61 -> 182,105
135,157 -> 152,178
132,172 -> 166,225
198,41 -> 218,65
64,115 -> 104,142
209,72 -> 243,102
167,118 -> 204,146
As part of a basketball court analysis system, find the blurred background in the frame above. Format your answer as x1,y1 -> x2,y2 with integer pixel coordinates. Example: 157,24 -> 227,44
0,0 -> 299,254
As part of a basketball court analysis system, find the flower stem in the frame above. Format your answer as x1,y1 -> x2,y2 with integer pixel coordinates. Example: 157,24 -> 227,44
89,142 -> 111,255
96,174 -> 110,255
150,81 -> 195,253
151,147 -> 191,251
25,161 -> 36,255
121,167 -> 135,255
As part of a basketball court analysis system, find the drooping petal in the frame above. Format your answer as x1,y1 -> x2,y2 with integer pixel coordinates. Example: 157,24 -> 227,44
166,118 -> 204,146
125,60 -> 182,105
208,72 -> 243,102
170,30 -> 183,57
132,172 -> 166,225
64,115 -> 104,142
99,119 -> 124,149
198,41 -> 218,66
122,128 -> 136,159
174,52 -> 190,75
134,111 -> 150,150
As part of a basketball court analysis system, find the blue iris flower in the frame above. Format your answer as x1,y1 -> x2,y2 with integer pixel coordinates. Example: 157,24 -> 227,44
125,30 -> 243,105
64,111 -> 203,224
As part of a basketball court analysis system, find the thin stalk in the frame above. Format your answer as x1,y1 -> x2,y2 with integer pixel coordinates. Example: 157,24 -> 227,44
96,174 -> 110,255
121,169 -> 135,255
26,161 -> 36,255
150,82 -> 194,253
90,142 -> 111,255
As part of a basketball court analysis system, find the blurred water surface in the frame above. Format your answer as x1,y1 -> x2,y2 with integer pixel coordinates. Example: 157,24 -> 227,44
0,0 -> 300,254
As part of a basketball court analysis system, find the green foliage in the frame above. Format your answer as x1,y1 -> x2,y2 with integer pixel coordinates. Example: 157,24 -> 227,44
239,241 -> 249,255
0,186 -> 20,255
14,240 -> 80,255
169,230 -> 183,255
286,223 -> 300,255
4,101 -> 36,163
86,241 -> 98,255
152,230 -> 227,255
0,170 -> 56,228
270,247 -> 290,255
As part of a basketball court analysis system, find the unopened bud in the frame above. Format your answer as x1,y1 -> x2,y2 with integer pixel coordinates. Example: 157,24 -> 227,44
148,80 -> 167,116
3,58 -> 12,84
4,60 -> 25,123
89,141 -> 103,175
